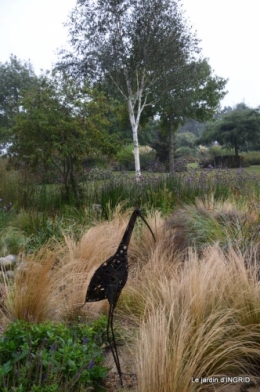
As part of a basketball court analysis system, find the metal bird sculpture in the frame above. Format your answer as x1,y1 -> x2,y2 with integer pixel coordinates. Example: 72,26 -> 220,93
80,207 -> 156,387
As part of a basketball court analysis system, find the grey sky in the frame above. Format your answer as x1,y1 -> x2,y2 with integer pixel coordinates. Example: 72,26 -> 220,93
0,0 -> 259,109
183,0 -> 260,109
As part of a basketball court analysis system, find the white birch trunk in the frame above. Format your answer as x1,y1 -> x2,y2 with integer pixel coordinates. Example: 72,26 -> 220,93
128,98 -> 141,178
132,123 -> 141,176
112,67 -> 147,179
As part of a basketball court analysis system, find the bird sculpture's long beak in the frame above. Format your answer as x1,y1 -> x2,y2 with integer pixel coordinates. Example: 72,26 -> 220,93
139,214 -> 156,242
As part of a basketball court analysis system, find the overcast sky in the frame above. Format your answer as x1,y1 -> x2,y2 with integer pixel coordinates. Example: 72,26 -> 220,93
0,0 -> 259,109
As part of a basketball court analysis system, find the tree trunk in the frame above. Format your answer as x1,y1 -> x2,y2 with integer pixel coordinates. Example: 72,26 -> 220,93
169,115 -> 175,170
128,99 -> 141,178
64,157 -> 70,201
69,155 -> 80,202
234,143 -> 239,157
132,124 -> 141,176
63,155 -> 79,202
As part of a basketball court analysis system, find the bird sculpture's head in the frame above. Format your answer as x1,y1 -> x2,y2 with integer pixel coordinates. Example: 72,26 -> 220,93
135,207 -> 156,242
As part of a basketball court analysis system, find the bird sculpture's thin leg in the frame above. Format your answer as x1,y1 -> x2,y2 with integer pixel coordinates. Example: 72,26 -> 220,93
110,305 -> 122,379
82,208 -> 156,387
107,303 -> 123,387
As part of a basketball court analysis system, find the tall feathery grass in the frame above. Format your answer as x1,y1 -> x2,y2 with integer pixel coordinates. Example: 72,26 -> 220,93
2,206 -> 260,391
3,207 -> 153,322
120,245 -> 260,392
165,197 -> 260,253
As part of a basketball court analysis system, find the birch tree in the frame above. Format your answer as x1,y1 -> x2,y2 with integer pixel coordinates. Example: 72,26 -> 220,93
58,0 -> 200,176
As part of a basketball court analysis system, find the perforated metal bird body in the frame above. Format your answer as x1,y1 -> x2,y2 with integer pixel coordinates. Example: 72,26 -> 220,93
85,210 -> 139,307
82,207 -> 156,387
85,251 -> 129,307
85,207 -> 155,307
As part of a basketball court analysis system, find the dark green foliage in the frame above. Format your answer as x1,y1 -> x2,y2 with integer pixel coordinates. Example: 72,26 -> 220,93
198,103 -> 260,156
116,145 -> 156,171
0,55 -> 36,144
175,147 -> 195,160
58,0 -> 205,174
0,318 -> 108,391
151,129 -> 199,166
84,167 -> 115,181
178,119 -> 204,137
241,151 -> 260,166
208,145 -> 233,157
200,155 -> 247,169
175,132 -> 198,149
116,145 -> 136,171
8,72 -> 120,202
139,149 -> 157,171
155,58 -> 227,166
82,155 -> 110,170
149,127 -> 170,168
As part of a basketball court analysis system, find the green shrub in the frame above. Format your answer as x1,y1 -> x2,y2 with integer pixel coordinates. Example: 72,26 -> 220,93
175,146 -> 195,160
0,318 -> 108,391
84,167 -> 114,181
0,226 -> 25,255
208,145 -> 231,157
241,151 -> 260,165
82,155 -> 109,169
116,144 -> 157,171
116,144 -> 135,170
0,158 -> 22,208
200,155 -> 249,168
139,145 -> 157,170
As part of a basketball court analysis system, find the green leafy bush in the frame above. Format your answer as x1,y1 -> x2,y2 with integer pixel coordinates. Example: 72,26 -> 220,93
82,155 -> 109,169
0,318 -> 108,391
139,145 -> 157,170
116,144 -> 135,170
84,167 -> 114,181
208,145 -> 231,157
241,151 -> 260,165
200,155 -> 249,168
116,144 -> 156,171
175,146 -> 195,160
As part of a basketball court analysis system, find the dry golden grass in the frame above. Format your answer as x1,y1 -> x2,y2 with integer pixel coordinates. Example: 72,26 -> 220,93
2,205 -> 260,392
3,233 -> 107,322
122,245 -> 260,392
3,208 -> 159,322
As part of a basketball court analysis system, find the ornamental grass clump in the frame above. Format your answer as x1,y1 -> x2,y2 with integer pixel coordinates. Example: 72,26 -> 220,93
3,206 -> 260,392
129,245 -> 260,392
165,197 -> 260,252
3,207 -> 155,322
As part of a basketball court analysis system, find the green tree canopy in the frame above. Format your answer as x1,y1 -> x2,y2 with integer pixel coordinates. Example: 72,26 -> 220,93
197,103 -> 260,156
155,58 -> 227,167
8,71 -> 120,200
57,0 -> 201,176
0,55 -> 36,148
175,132 -> 198,149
